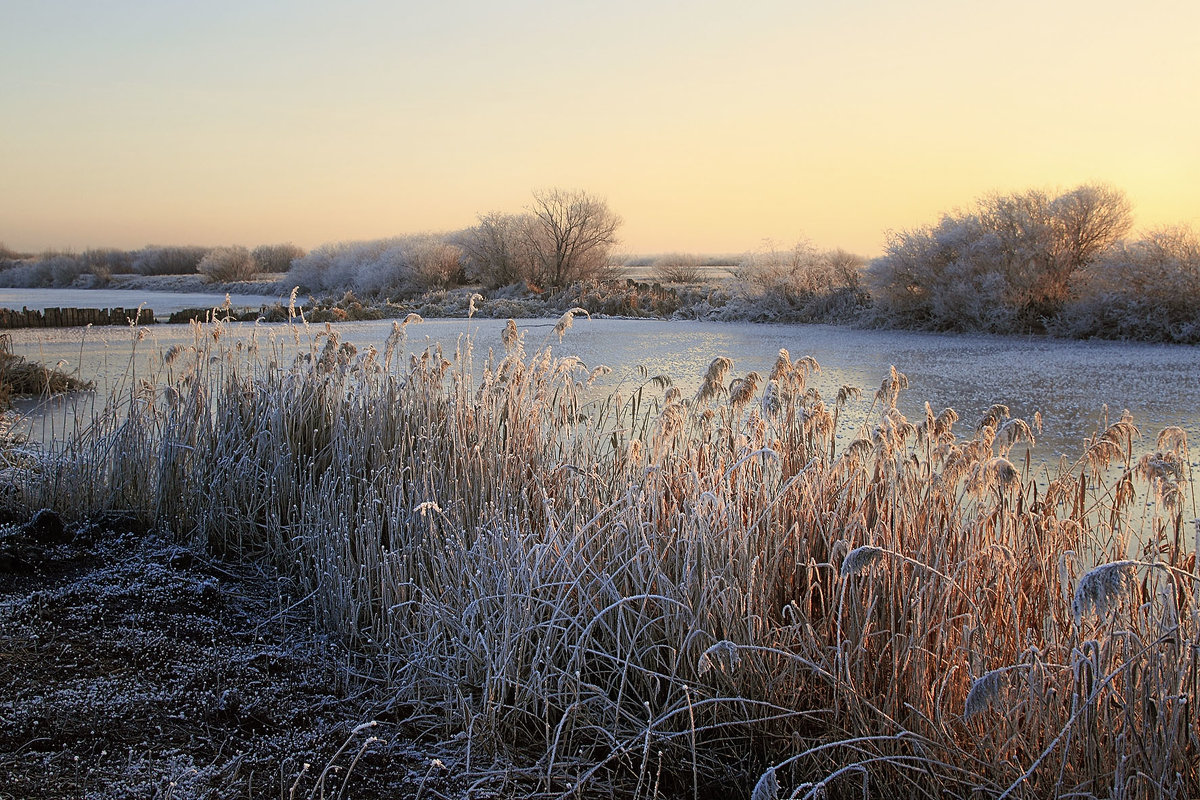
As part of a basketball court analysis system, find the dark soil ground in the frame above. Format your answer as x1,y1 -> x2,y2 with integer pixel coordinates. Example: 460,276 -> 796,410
0,510 -> 497,800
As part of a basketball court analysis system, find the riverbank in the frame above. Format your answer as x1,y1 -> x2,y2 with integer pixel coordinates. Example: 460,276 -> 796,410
5,273 -> 1197,346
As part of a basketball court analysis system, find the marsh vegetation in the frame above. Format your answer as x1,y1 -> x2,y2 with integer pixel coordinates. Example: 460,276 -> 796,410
3,312 -> 1196,798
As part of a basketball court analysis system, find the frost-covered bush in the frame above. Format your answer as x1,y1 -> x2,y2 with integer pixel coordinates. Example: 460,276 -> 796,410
288,235 -> 464,298
80,248 -> 134,283
869,184 -> 1132,333
726,242 -> 870,323
1051,226 -> 1200,343
0,248 -> 139,287
867,215 -> 1021,332
0,251 -> 87,288
0,259 -> 51,288
46,253 -> 88,287
132,246 -> 211,276
650,253 -> 705,284
197,246 -> 258,283
404,238 -> 465,290
458,212 -> 531,289
251,243 -> 306,274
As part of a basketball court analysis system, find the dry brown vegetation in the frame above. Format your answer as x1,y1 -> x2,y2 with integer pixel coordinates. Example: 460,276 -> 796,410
0,333 -> 92,409
4,315 -> 1197,798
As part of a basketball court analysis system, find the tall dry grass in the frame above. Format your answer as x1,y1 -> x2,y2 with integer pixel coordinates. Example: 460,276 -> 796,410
7,312 -> 1197,798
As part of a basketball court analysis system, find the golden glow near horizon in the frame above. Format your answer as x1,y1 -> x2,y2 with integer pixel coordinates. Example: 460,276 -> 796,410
2,0 -> 1197,258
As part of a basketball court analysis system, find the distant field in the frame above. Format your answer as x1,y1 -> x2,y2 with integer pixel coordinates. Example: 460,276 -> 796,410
619,263 -> 737,283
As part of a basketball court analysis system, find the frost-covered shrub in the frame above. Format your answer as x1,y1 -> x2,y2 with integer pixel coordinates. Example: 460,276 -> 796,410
288,235 -> 464,298
251,243 -> 306,274
132,246 -> 211,276
1051,226 -> 1200,343
288,239 -> 383,295
0,251 -> 87,288
81,248 -> 135,282
198,246 -> 258,283
728,243 -> 869,323
46,254 -> 88,287
868,216 -> 1022,332
0,259 -> 51,288
869,184 -> 1132,333
458,212 -> 531,289
404,238 -> 465,290
0,247 -> 141,288
650,253 -> 705,284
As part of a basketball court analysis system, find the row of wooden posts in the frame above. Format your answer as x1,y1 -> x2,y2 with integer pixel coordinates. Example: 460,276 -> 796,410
0,306 -> 155,329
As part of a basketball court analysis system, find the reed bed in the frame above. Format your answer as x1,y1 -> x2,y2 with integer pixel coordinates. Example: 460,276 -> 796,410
6,314 -> 1197,799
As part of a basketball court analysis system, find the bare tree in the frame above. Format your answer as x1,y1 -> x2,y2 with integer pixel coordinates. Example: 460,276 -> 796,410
459,189 -> 622,291
524,189 -> 621,289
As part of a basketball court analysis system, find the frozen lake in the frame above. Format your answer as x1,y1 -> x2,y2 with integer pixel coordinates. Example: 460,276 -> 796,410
5,316 -> 1199,465
0,287 -> 292,316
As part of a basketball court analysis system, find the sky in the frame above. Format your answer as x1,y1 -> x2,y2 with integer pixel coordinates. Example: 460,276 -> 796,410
2,0 -> 1197,258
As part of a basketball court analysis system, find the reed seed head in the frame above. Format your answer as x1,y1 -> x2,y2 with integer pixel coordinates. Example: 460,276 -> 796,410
841,545 -> 884,577
553,308 -> 590,342
501,318 -> 519,351
1073,560 -> 1137,621
729,372 -> 762,410
964,668 -> 1007,719
696,357 -> 734,404
978,404 -> 1010,432
769,349 -> 791,382
1156,426 -> 1188,455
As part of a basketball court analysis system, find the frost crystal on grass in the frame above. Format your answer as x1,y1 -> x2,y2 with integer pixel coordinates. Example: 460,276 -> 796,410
697,640 -> 742,677
750,765 -> 779,800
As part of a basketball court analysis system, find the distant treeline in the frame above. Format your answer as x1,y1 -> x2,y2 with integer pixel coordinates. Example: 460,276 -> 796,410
4,183 -> 1197,342
0,243 -> 305,288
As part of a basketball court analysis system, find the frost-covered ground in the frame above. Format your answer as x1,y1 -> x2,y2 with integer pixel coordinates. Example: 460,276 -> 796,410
0,511 -> 493,799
